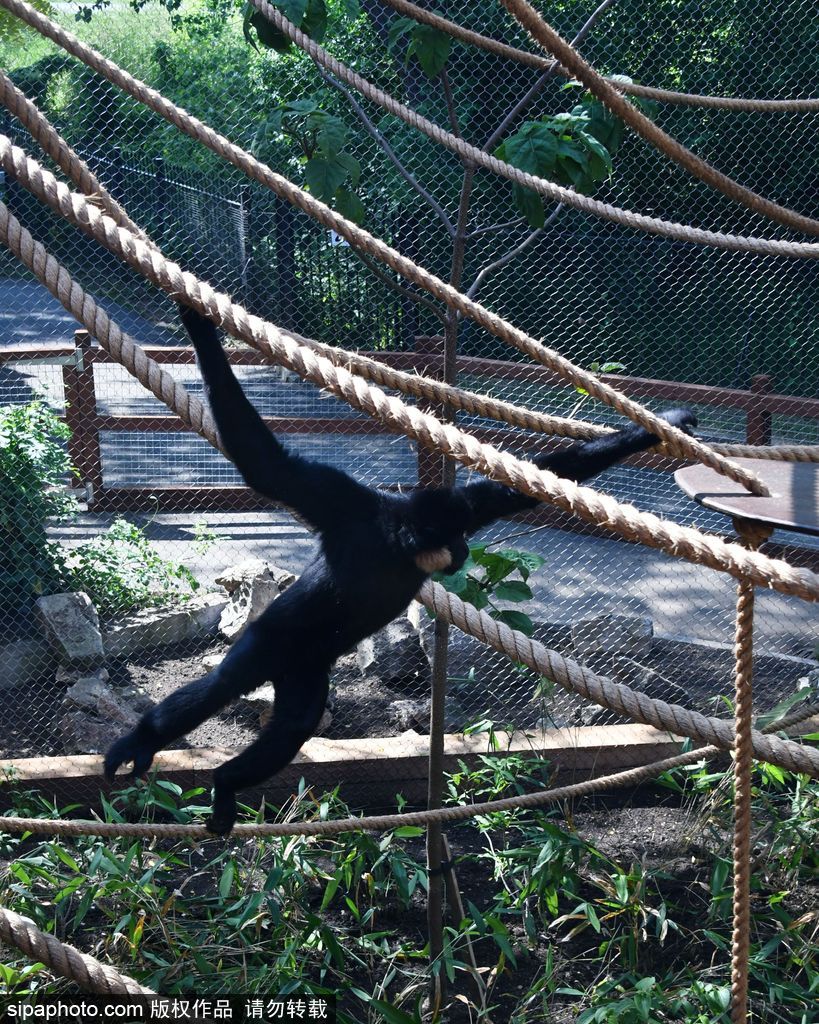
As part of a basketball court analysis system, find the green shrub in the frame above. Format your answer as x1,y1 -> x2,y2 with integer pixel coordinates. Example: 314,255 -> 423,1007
56,518 -> 199,618
0,401 -> 78,611
0,400 -> 198,619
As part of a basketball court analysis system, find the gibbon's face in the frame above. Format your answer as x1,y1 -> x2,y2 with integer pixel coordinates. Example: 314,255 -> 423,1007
408,489 -> 471,574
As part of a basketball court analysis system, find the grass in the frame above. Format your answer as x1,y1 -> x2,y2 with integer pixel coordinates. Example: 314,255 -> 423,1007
0,743 -> 817,1023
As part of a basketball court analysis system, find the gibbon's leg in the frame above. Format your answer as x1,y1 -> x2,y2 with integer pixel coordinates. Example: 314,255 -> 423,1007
104,622 -> 276,781
208,672 -> 330,835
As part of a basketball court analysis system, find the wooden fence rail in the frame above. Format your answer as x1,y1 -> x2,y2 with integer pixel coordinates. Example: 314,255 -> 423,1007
2,331 -> 817,569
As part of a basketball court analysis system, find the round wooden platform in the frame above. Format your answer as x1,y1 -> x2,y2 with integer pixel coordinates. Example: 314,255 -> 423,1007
675,458 -> 819,537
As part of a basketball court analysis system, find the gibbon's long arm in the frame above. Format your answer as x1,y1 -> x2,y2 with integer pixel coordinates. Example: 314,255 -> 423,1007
179,304 -> 378,532
458,408 -> 698,535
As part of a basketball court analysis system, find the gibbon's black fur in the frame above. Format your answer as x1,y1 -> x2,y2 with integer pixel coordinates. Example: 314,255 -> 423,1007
105,304 -> 697,834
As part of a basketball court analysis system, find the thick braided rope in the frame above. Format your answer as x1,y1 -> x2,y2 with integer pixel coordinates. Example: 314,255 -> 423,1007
3,0 -> 818,267
0,135 -> 772,498
0,203 -> 220,451
419,581 -> 819,775
7,154 -> 819,602
500,0 -> 819,238
244,0 -> 819,259
0,668 -> 816,841
381,0 -> 819,113
0,77 -> 598,445
0,71 -> 151,244
729,523 -> 768,1023
5,79 -> 814,465
0,907 -> 154,994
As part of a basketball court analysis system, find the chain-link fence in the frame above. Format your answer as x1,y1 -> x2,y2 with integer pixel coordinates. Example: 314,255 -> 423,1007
0,0 -> 817,798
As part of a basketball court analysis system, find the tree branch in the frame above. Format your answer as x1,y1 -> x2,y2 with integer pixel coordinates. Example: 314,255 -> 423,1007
319,70 -> 456,236
483,0 -> 619,152
466,204 -> 563,299
352,247 -> 448,324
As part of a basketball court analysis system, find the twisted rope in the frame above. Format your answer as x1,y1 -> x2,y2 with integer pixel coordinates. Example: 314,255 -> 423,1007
5,159 -> 819,602
2,0 -> 818,268
381,0 -> 819,112
500,0 -> 819,238
0,133 -> 771,498
0,71 -> 151,244
0,203 -> 220,451
0,907 -> 154,994
729,523 -> 770,1022
419,581 -> 819,776
244,0 -> 819,258
4,73 -> 814,465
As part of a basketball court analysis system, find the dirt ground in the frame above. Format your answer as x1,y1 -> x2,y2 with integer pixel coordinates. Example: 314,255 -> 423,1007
1,626 -> 813,761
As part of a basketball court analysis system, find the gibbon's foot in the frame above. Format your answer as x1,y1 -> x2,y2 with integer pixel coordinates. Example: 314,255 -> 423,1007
659,408 -> 698,434
104,727 -> 159,782
206,789 -> 238,836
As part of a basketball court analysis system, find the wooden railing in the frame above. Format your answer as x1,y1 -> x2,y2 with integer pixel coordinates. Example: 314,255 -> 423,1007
1,331 -> 817,567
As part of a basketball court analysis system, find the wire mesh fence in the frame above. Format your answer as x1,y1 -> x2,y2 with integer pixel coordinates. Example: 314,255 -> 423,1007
0,0 -> 817,798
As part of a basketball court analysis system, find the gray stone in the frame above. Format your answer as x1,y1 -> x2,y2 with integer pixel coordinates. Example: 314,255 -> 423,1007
0,638 -> 56,690
216,562 -> 296,643
357,618 -> 430,694
36,592 -> 104,667
215,559 -> 296,595
387,698 -> 432,732
611,656 -> 689,705
572,613 -> 653,665
103,592 -> 228,659
202,651 -> 226,671
58,672 -> 143,754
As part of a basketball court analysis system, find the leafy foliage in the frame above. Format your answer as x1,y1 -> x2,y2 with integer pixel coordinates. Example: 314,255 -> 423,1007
387,15 -> 451,79
252,95 -> 365,221
0,401 -> 198,618
495,85 -> 660,227
0,401 -> 78,611
242,0 -> 327,54
54,518 -> 199,618
434,542 -> 545,636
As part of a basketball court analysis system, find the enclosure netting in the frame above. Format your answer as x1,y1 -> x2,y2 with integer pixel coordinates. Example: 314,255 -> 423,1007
0,0 -> 817,792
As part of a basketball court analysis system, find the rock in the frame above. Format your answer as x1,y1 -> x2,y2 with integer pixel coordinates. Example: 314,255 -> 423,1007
356,618 -> 430,694
572,614 -> 653,667
36,592 -> 104,667
240,682 -> 277,717
202,651 -> 226,671
217,563 -> 296,642
58,671 -> 144,754
0,638 -> 56,690
103,592 -> 228,659
611,657 -> 689,705
387,698 -> 432,732
56,665 -> 109,688
215,559 -> 296,595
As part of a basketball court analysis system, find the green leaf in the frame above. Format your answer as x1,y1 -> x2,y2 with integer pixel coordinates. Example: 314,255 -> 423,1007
502,121 -> 559,175
492,609 -> 535,636
304,155 -> 348,202
511,184 -> 545,228
316,116 -> 346,158
335,151 -> 361,185
410,24 -> 450,78
341,0 -> 360,19
369,1000 -> 421,1024
334,186 -> 366,224
301,0 -> 327,42
219,860 -> 235,900
387,16 -> 416,51
493,581 -> 532,603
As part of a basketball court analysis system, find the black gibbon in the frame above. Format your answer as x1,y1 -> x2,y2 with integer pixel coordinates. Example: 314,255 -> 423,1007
105,304 -> 696,834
